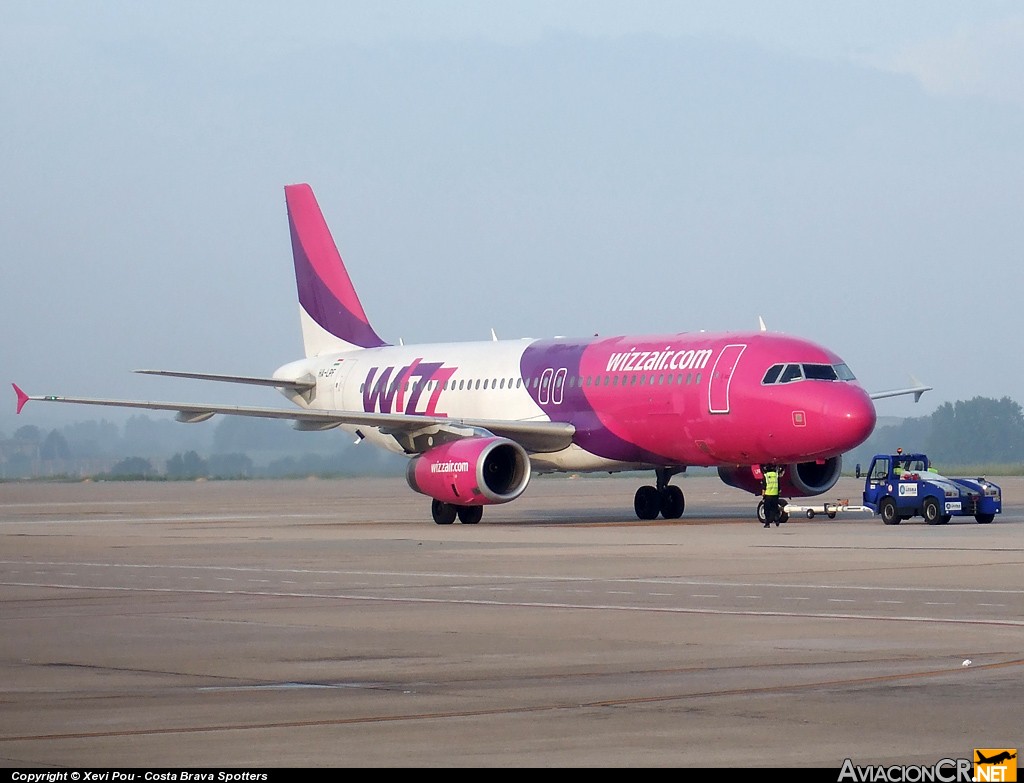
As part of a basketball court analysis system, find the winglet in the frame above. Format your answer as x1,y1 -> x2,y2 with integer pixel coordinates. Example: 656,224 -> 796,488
868,375 -> 933,402
909,374 -> 928,403
12,383 -> 30,414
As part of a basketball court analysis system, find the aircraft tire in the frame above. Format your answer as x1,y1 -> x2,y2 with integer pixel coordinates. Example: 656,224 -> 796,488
634,485 -> 661,520
431,499 -> 457,525
457,505 -> 483,525
660,486 -> 685,519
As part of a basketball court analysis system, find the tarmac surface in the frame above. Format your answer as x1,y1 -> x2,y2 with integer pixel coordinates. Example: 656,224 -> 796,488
1,474 -> 1021,769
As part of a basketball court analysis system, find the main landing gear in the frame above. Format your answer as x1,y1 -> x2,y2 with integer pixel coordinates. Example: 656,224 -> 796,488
431,499 -> 483,525
634,467 -> 685,520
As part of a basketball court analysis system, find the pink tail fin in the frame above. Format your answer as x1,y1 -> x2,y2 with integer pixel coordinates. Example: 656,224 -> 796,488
285,183 -> 388,356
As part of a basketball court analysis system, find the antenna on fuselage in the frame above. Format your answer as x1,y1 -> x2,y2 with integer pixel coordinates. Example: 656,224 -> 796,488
491,328 -> 498,341
758,316 -> 767,332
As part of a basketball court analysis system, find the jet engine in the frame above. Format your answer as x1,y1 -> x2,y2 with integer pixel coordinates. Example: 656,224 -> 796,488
406,436 -> 532,506
717,456 -> 843,498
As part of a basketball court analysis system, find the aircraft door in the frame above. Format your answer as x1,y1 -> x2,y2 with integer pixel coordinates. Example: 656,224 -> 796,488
330,358 -> 360,409
538,368 -> 554,405
551,368 -> 567,404
708,344 -> 746,414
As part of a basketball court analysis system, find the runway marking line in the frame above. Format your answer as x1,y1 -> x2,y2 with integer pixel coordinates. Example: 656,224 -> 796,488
3,580 -> 1022,628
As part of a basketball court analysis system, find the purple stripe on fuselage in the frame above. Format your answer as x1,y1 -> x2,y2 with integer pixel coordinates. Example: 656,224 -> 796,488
520,339 -> 676,464
289,219 -> 387,349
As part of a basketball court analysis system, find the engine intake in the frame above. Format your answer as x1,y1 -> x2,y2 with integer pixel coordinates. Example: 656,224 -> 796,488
717,456 -> 843,498
406,437 -> 532,506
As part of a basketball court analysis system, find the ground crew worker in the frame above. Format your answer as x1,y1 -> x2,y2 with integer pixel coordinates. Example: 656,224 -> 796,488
762,463 -> 781,528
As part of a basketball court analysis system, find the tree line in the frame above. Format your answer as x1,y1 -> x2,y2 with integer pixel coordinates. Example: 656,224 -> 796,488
0,415 -> 405,480
2,395 -> 1022,480
849,396 -> 1024,471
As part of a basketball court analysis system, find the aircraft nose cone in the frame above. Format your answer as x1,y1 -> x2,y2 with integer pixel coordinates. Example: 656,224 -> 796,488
833,389 -> 877,450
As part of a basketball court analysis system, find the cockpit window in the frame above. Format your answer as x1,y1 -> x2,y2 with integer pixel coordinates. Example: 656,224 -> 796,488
762,364 -> 783,384
762,362 -> 857,385
833,363 -> 856,380
779,364 -> 804,383
803,364 -> 838,381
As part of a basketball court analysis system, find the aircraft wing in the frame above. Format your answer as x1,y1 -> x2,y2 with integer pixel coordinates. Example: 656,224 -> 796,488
134,369 -> 315,391
868,380 -> 932,403
12,385 -> 575,455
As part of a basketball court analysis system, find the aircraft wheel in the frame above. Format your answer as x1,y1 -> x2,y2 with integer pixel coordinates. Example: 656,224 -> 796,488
880,497 -> 900,525
756,500 -> 767,523
634,485 -> 661,520
660,486 -> 685,519
975,513 -> 994,524
923,497 -> 941,525
457,505 -> 483,525
431,499 -> 457,525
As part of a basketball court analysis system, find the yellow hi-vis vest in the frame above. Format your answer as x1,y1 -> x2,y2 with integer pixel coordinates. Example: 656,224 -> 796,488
764,470 -> 779,496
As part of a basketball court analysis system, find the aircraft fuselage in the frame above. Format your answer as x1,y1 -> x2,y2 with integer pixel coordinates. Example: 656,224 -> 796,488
276,330 -> 876,473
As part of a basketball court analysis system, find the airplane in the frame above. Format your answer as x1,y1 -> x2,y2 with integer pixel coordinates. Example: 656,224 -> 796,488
976,751 -> 1016,765
12,183 -> 931,524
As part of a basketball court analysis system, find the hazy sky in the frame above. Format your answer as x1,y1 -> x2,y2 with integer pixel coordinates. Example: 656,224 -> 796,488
4,1 -> 1024,434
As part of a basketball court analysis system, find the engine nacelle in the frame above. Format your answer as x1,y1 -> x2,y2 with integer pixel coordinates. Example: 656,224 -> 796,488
406,437 -> 531,506
717,456 -> 843,498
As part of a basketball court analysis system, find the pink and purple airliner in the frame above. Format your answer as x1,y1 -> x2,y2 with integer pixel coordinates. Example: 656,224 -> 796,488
14,184 -> 930,524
